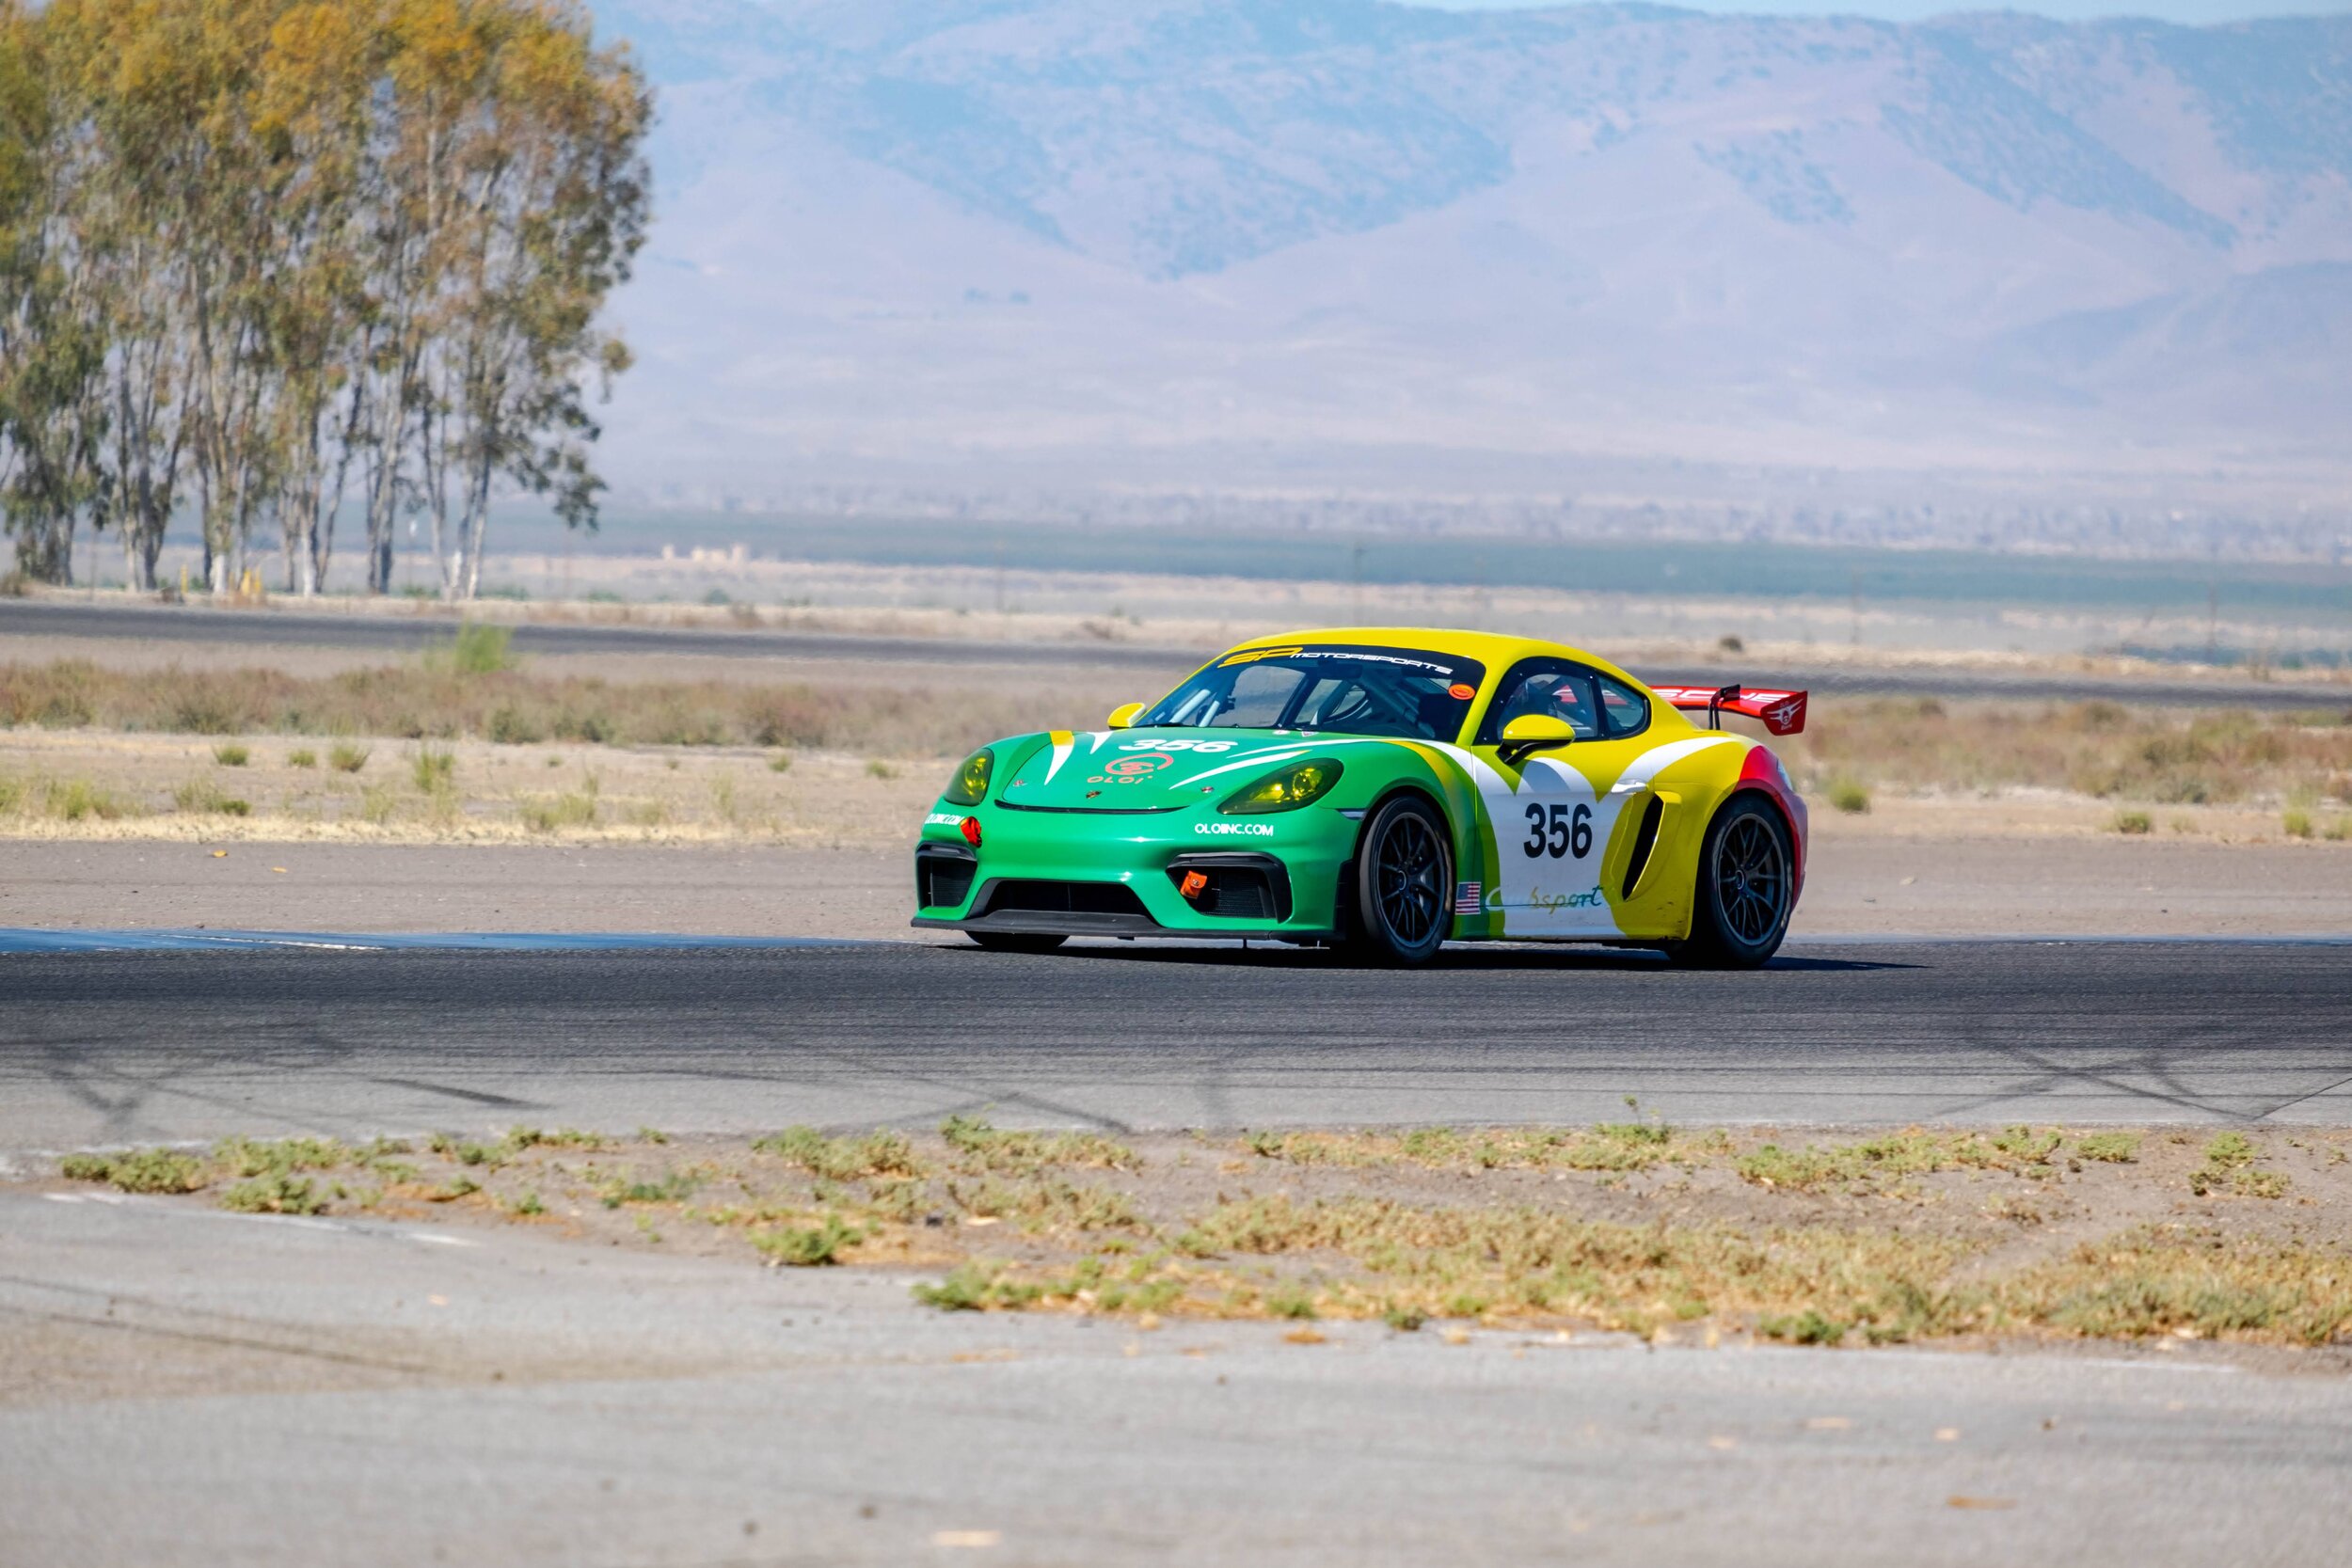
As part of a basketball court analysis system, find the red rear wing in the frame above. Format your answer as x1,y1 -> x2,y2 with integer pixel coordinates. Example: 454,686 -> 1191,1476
1648,683 -> 1808,736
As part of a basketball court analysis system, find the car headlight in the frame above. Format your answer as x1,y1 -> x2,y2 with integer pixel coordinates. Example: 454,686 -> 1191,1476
1220,757 -> 1343,814
943,748 -> 993,806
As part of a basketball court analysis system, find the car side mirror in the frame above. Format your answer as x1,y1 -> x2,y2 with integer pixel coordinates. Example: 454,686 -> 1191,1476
1499,713 -> 1576,767
1106,702 -> 1144,730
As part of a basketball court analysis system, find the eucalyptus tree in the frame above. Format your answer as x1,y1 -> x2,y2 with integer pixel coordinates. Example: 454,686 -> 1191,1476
0,1 -> 105,583
0,0 -> 648,595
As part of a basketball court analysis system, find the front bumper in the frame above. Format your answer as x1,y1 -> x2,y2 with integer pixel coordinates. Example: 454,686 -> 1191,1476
910,800 -> 1353,941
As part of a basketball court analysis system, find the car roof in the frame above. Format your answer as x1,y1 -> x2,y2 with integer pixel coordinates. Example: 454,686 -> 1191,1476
1217,626 -> 1647,690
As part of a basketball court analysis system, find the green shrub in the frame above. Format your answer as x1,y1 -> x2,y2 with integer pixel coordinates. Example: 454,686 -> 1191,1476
219,1174 -> 327,1214
2074,1132 -> 2140,1163
286,748 -> 317,768
411,747 -> 455,791
488,705 -> 545,744
328,741 -> 370,773
59,1147 -> 207,1193
2112,810 -> 2153,835
45,778 -> 127,820
212,742 -> 249,767
173,778 -> 251,816
518,791 -> 597,832
1827,778 -> 1870,815
754,1126 -> 923,1180
428,623 -> 516,675
753,1213 -> 865,1266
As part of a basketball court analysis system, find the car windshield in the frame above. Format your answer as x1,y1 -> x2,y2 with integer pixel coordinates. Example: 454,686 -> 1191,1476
1137,643 -> 1486,740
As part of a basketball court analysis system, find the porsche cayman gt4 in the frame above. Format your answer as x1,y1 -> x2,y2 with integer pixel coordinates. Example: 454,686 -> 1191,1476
913,629 -> 1808,967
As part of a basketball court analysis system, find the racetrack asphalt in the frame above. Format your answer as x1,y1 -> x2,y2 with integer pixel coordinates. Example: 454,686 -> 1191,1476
8,597 -> 2346,707
5,937 -> 2349,1153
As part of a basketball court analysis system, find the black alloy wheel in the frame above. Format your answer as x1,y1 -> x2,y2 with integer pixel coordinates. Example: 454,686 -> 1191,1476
1671,796 -> 1793,969
1349,796 -> 1453,966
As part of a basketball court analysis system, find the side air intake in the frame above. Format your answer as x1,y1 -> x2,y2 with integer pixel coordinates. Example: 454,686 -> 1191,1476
1620,795 -> 1663,900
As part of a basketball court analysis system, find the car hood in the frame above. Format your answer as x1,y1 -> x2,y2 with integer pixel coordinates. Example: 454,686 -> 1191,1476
997,729 -> 1340,813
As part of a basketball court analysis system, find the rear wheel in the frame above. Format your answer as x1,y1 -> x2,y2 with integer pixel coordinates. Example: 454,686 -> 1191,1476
1670,796 -> 1792,969
1345,796 -> 1453,966
970,932 -> 1068,954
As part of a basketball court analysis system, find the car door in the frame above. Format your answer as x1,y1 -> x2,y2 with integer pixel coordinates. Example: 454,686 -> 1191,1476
1454,660 -> 1663,938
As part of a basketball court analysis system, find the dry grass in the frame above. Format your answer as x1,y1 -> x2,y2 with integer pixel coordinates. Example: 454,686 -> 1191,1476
0,657 -> 1040,758
38,1119 -> 2352,1351
0,731 -> 946,846
1241,1120 -> 1683,1173
1786,697 -> 2352,808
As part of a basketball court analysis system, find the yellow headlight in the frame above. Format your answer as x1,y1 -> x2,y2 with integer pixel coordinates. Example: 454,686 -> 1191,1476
944,748 -> 993,806
1221,758 -> 1343,814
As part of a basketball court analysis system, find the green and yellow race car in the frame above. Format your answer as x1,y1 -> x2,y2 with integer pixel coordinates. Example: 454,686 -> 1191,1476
913,627 -> 1809,967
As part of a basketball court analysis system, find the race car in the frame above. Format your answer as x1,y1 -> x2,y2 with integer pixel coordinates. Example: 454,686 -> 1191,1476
912,628 -> 1808,967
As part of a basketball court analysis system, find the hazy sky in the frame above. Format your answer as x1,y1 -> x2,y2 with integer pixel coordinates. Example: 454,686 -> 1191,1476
1435,1 -> 2346,22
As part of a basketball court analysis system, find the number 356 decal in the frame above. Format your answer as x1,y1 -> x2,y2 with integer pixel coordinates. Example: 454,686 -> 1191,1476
1522,801 -> 1593,859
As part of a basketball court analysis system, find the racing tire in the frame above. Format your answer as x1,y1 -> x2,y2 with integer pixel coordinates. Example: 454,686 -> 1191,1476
1344,795 -> 1453,967
1669,795 -> 1793,970
969,932 -> 1069,954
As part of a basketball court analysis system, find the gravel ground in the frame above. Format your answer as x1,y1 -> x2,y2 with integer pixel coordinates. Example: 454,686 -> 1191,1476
3,825 -> 2349,940
6,1187 -> 2350,1568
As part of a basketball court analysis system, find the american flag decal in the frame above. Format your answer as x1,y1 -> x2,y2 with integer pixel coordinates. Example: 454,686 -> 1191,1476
1453,881 -> 1483,915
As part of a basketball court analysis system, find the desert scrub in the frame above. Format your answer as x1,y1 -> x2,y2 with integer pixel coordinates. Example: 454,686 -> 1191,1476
328,741 -> 370,773
2074,1132 -> 2141,1164
286,747 -> 317,768
2112,809 -> 2153,834
1788,698 -> 2352,806
425,623 -> 517,675
2188,1132 -> 2290,1198
218,1173 -> 328,1215
599,1169 -> 700,1209
1998,1227 -> 2352,1344
941,1115 -> 1139,1174
0,657 -> 1040,757
1738,1127 -> 2065,1193
1244,1121 -> 1677,1173
211,742 -> 249,767
752,1213 -> 866,1266
172,778 -> 251,816
1156,1193 -> 1980,1340
754,1126 -> 925,1180
1826,777 -> 1871,815
59,1146 -> 208,1194
43,778 -> 129,820
215,1135 -> 349,1177
950,1177 -> 1143,1235
518,789 -> 597,832
410,747 -> 456,792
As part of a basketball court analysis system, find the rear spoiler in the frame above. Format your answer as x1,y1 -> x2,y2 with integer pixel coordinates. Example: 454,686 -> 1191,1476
1648,683 -> 1808,736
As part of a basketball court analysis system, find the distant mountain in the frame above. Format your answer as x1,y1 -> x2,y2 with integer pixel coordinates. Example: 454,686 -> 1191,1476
585,1 -> 2352,512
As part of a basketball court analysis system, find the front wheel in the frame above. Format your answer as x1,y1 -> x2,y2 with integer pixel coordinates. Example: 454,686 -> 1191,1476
1344,796 -> 1453,966
1669,796 -> 1793,969
970,932 -> 1068,954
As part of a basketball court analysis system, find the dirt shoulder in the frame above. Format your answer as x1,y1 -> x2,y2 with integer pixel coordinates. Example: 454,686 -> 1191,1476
21,1120 -> 2350,1366
6,818 -> 2351,941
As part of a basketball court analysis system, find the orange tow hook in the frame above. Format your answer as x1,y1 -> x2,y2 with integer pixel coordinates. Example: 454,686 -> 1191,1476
1178,870 -> 1209,900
